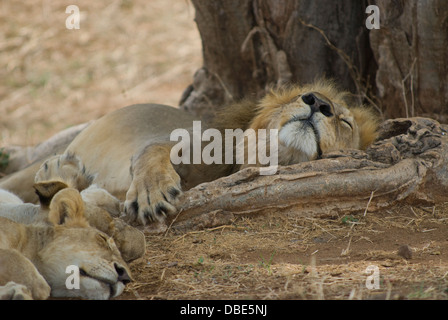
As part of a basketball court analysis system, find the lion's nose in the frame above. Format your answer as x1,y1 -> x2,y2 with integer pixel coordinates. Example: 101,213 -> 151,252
114,263 -> 131,284
302,93 -> 333,118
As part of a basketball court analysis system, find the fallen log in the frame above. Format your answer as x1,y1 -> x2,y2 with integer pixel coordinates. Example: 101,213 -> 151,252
169,117 -> 448,232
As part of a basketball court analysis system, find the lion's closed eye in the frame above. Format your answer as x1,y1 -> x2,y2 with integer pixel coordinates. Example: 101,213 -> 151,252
96,233 -> 113,249
340,118 -> 353,130
99,233 -> 120,253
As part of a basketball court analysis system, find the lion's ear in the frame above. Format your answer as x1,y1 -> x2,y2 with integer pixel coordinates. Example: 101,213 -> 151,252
48,188 -> 89,228
34,181 -> 69,208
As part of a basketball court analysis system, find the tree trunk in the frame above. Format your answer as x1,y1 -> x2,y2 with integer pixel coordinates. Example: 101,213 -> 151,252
182,0 -> 447,121
182,0 -> 375,119
369,0 -> 448,120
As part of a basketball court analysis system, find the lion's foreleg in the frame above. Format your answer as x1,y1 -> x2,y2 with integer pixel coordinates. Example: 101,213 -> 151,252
124,143 -> 182,225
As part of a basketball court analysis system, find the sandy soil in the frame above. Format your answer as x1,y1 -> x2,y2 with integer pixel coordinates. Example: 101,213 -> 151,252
1,1 -> 447,300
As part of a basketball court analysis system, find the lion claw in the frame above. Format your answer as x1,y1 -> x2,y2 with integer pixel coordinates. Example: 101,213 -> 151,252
124,174 -> 182,225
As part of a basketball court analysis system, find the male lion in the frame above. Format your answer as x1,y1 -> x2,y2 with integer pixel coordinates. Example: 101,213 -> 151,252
0,80 -> 379,226
0,187 -> 131,300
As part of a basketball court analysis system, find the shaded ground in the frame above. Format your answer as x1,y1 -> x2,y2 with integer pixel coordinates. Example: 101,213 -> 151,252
120,204 -> 448,300
2,1 -> 448,301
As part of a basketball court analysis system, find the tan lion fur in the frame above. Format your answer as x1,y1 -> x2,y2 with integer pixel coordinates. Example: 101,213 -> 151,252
0,187 -> 132,300
212,80 -> 379,170
0,80 -> 380,226
0,154 -> 145,263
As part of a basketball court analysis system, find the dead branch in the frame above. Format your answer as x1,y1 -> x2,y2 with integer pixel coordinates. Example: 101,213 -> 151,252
401,58 -> 417,118
170,117 -> 448,232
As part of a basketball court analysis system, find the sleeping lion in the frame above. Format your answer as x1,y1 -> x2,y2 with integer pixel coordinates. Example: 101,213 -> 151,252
0,80 -> 379,225
0,187 -> 131,300
0,153 -> 146,263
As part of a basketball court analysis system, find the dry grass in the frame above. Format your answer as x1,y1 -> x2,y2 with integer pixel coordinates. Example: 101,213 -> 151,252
0,0 -> 201,146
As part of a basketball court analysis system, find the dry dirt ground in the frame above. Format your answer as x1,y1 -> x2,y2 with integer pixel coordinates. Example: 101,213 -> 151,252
1,1 -> 448,301
121,205 -> 448,300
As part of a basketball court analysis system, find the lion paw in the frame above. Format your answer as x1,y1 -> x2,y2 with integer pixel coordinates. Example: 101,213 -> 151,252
124,169 -> 183,225
0,282 -> 33,300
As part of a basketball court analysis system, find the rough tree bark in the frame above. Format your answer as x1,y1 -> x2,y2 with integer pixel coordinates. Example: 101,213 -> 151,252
181,0 -> 447,121
181,0 -> 375,119
167,117 -> 448,233
369,0 -> 448,120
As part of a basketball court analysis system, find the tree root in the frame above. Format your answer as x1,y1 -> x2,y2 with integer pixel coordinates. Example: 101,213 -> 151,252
170,117 -> 448,232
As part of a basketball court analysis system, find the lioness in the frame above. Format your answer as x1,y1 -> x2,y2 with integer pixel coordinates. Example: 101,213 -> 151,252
0,153 -> 146,263
0,80 -> 379,225
0,187 -> 131,300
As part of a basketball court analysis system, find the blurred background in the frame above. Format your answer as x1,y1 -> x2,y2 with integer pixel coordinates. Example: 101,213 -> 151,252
2,1 -> 447,147
0,0 -> 201,146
